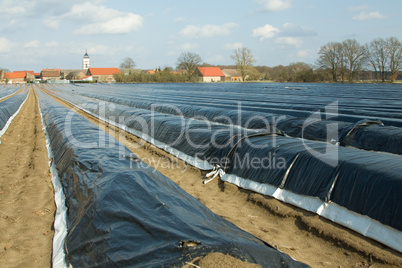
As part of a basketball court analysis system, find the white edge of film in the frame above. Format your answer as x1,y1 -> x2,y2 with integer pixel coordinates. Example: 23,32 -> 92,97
222,173 -> 402,253
35,91 -> 68,268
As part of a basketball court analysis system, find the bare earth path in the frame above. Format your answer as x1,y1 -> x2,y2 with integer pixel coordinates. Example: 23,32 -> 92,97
0,88 -> 55,267
42,86 -> 402,268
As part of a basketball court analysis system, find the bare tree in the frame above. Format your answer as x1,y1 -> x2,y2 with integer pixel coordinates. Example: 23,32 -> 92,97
120,57 -> 136,69
342,39 -> 366,82
386,37 -> 402,82
364,38 -> 387,82
231,47 -> 256,81
316,42 -> 343,82
176,52 -> 202,74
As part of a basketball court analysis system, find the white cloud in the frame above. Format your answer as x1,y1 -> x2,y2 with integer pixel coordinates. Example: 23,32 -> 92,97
0,37 -> 13,53
42,2 -> 145,35
24,40 -> 41,48
275,36 -> 303,47
353,11 -> 387,21
0,0 -> 34,15
252,24 -> 280,41
74,13 -> 143,35
180,23 -> 238,38
255,0 -> 291,12
223,43 -> 244,50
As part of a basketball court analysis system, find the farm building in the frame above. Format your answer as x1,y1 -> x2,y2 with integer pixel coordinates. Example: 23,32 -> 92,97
41,69 -> 61,82
4,71 -> 36,83
222,69 -> 243,82
87,68 -> 121,83
194,67 -> 225,82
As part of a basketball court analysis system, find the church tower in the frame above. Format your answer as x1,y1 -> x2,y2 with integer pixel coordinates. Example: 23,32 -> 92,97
83,50 -> 90,70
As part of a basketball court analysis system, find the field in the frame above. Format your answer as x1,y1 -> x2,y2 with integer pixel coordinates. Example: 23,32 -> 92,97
0,83 -> 401,267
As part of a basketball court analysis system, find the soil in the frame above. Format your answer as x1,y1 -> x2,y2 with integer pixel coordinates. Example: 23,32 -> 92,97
0,85 -> 401,267
0,87 -> 55,267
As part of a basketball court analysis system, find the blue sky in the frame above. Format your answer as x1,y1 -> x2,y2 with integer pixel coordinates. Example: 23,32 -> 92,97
0,0 -> 400,72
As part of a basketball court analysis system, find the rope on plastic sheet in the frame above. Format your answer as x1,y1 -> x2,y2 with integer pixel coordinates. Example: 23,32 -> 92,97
203,130 -> 285,184
339,119 -> 384,145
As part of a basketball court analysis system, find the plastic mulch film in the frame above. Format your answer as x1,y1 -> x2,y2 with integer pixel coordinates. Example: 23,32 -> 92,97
40,84 -> 402,253
35,88 -> 308,267
0,87 -> 29,141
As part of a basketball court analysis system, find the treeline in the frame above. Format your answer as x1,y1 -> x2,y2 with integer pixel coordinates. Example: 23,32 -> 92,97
316,37 -> 402,83
113,36 -> 402,83
114,68 -> 198,83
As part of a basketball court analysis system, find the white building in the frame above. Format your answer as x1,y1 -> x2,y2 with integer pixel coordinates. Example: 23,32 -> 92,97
83,51 -> 91,70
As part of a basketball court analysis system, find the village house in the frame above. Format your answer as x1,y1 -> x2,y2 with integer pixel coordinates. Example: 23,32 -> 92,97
222,69 -> 243,82
41,69 -> 61,82
87,68 -> 121,83
194,67 -> 225,82
3,71 -> 36,83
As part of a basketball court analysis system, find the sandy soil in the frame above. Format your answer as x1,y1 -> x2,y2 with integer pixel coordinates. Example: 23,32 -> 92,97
0,87 -> 55,267
1,85 -> 401,267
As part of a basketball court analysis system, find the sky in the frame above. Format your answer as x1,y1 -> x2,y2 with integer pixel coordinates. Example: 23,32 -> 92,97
0,0 -> 401,72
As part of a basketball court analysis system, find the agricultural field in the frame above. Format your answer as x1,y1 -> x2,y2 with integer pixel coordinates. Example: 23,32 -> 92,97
0,83 -> 401,267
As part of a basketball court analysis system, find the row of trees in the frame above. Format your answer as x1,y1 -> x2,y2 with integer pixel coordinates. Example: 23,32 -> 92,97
317,37 -> 402,82
113,68 -> 198,83
161,36 -> 401,83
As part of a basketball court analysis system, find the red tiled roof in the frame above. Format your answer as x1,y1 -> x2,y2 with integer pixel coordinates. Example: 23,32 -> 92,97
147,70 -> 156,74
4,72 -> 26,79
197,67 -> 225,77
89,68 -> 121,75
14,71 -> 34,75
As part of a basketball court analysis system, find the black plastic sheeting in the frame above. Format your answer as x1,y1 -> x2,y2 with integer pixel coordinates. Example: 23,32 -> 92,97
0,85 -> 21,99
41,85 -> 402,232
45,84 -> 402,155
35,88 -> 308,267
57,83 -> 402,127
0,88 -> 28,131
223,135 -> 402,231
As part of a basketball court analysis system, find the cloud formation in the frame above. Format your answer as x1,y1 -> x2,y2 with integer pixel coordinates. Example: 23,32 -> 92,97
255,0 -> 292,12
275,36 -> 302,47
0,0 -> 34,15
252,24 -> 280,41
352,11 -> 387,21
12,1 -> 145,34
67,3 -> 143,34
180,23 -> 238,38
252,22 -> 315,47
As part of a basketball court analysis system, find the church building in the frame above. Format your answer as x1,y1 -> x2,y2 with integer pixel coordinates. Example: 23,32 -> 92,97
83,51 -> 91,69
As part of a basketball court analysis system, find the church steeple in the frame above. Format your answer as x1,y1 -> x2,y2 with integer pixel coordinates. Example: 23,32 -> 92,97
83,50 -> 90,70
